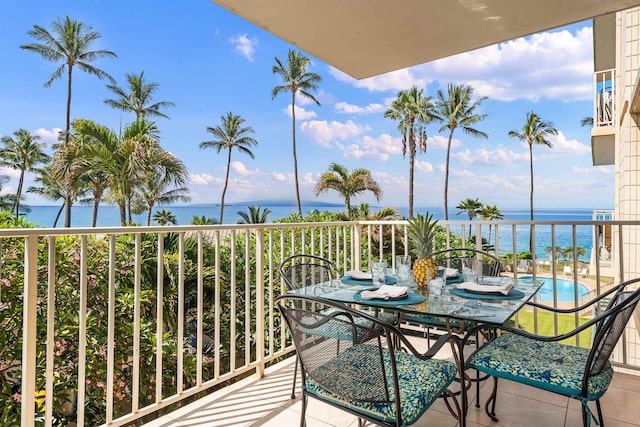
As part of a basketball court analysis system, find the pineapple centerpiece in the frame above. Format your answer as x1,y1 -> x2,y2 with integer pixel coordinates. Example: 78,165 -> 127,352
407,213 -> 439,287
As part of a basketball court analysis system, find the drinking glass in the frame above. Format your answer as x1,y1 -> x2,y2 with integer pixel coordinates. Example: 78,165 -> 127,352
463,269 -> 479,283
395,255 -> 412,283
428,276 -> 444,298
370,261 -> 387,286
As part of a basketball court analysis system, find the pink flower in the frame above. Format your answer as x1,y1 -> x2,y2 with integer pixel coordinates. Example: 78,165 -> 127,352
13,393 -> 21,402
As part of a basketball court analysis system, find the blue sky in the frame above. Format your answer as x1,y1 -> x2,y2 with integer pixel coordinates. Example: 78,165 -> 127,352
0,1 -> 613,210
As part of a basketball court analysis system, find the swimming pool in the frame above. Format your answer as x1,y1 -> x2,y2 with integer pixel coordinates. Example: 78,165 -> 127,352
519,276 -> 590,302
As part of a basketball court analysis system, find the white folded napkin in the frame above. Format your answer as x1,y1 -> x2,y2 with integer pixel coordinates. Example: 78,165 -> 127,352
346,270 -> 372,280
360,285 -> 408,300
457,282 -> 514,295
438,267 -> 459,277
445,267 -> 459,278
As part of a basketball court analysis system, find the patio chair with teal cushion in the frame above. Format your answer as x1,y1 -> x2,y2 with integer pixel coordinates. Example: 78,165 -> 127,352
464,277 -> 640,427
279,254 -> 397,398
276,294 -> 463,427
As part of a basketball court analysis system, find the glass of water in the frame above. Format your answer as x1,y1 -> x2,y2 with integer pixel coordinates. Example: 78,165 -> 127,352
370,261 -> 387,286
395,255 -> 412,284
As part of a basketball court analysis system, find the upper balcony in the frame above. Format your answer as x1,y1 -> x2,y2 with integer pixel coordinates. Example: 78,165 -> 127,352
591,68 -> 616,166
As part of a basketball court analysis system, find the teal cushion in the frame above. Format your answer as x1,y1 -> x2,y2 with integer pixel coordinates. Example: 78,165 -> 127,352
304,344 -> 457,425
471,334 -> 613,400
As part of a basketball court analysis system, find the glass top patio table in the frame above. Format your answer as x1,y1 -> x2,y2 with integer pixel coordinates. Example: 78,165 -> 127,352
291,276 -> 543,325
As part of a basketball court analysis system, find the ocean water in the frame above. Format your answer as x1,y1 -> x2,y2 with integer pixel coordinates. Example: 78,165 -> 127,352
20,204 -> 602,261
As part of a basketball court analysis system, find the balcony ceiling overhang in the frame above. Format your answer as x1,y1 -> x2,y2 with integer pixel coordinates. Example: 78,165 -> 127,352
212,0 -> 637,79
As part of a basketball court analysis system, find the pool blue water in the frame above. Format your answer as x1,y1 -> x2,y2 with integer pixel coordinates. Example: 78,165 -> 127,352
519,276 -> 590,302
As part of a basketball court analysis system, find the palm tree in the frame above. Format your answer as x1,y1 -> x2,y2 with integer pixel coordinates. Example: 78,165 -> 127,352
0,175 -> 16,213
272,49 -> 322,216
27,165 -> 66,227
104,71 -> 175,120
21,15 -> 116,227
152,209 -> 177,226
68,118 -> 162,226
200,112 -> 258,223
191,215 -> 218,225
314,163 -> 382,218
508,111 -> 558,220
237,205 -> 272,224
455,198 -> 483,237
478,204 -> 503,245
384,86 -> 436,219
0,129 -> 51,218
352,203 -> 402,220
580,117 -> 593,127
433,83 -> 488,220
139,149 -> 190,226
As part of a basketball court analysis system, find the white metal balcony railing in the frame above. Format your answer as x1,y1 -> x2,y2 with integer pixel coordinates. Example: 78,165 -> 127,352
594,68 -> 615,128
4,218 -> 640,426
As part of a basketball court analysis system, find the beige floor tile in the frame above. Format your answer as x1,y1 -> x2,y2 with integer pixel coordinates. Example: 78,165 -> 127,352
146,356 -> 640,427
465,385 -> 568,427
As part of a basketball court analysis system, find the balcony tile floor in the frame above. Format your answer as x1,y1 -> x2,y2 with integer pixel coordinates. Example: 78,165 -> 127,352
147,350 -> 640,427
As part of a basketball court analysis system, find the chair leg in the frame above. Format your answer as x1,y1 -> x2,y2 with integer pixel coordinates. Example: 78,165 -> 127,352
485,376 -> 499,422
596,399 -> 605,426
291,357 -> 299,399
300,394 -> 307,427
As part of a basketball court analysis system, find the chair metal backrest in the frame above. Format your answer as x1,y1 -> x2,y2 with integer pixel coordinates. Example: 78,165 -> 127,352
276,294 -> 398,405
433,248 -> 500,277
279,254 -> 342,291
587,280 -> 640,377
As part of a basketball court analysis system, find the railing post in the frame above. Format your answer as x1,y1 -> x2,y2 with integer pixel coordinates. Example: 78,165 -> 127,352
353,223 -> 362,271
21,235 -> 38,427
255,228 -> 265,378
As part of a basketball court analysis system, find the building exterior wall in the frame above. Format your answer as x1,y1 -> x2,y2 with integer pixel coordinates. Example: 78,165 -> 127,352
614,7 -> 640,370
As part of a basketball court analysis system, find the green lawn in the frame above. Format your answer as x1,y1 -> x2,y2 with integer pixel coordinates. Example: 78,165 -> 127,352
515,310 -> 592,348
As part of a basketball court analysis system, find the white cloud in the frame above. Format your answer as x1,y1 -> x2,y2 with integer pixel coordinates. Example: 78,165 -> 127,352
335,134 -> 401,161
230,161 -> 261,177
229,33 -> 258,61
302,172 -> 316,186
427,27 -> 593,101
330,26 -> 593,102
572,165 -> 614,175
337,142 -> 389,161
546,132 -> 591,155
189,173 -> 216,186
300,120 -> 369,147
415,161 -> 434,173
0,166 -> 22,179
429,135 -> 462,150
334,101 -> 385,115
453,147 -> 529,166
328,66 -> 428,92
272,172 -> 288,181
282,104 -> 317,120
33,128 -> 62,147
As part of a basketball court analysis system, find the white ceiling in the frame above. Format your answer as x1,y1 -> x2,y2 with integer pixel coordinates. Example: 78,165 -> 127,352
212,0 -> 638,79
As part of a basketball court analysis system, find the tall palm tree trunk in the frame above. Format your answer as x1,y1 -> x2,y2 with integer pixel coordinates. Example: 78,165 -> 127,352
408,126 -> 416,219
63,68 -> 73,227
118,203 -> 127,226
291,92 -> 302,216
14,170 -> 25,218
444,129 -> 455,220
53,203 -> 64,228
220,148 -> 232,223
92,194 -> 102,227
529,143 -> 534,253
529,144 -> 534,220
